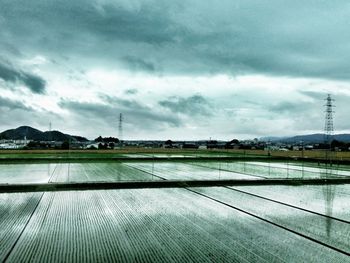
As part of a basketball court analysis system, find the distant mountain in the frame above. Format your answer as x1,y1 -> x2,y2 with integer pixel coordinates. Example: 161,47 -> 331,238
262,133 -> 350,143
0,126 -> 88,142
260,136 -> 289,142
278,134 -> 325,143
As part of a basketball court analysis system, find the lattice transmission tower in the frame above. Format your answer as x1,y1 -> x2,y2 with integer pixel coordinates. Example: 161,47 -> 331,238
324,94 -> 335,163
118,113 -> 123,144
49,122 -> 52,142
323,94 -> 336,237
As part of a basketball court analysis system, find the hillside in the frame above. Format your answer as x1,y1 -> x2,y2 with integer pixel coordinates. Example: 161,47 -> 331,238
0,126 -> 88,142
264,133 -> 350,143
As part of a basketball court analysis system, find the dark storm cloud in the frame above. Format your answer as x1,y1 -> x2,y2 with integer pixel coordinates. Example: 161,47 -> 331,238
1,1 -> 350,80
0,0 -> 179,52
122,56 -> 156,72
159,95 -> 212,116
0,61 -> 46,94
299,90 -> 328,100
266,98 -> 322,121
0,96 -> 32,111
59,97 -> 181,129
124,88 -> 138,95
0,42 -> 22,57
267,102 -> 309,115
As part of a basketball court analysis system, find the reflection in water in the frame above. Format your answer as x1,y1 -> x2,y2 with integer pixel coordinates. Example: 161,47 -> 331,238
117,164 -> 121,181
47,163 -> 51,182
152,160 -> 154,181
301,161 -> 304,178
68,163 -> 71,182
321,163 -> 336,238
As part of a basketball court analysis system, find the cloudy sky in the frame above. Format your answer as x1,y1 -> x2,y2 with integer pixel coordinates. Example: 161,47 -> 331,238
1,0 -> 350,140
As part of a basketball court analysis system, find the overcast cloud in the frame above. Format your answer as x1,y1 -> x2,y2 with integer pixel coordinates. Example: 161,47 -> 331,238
0,0 -> 350,139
